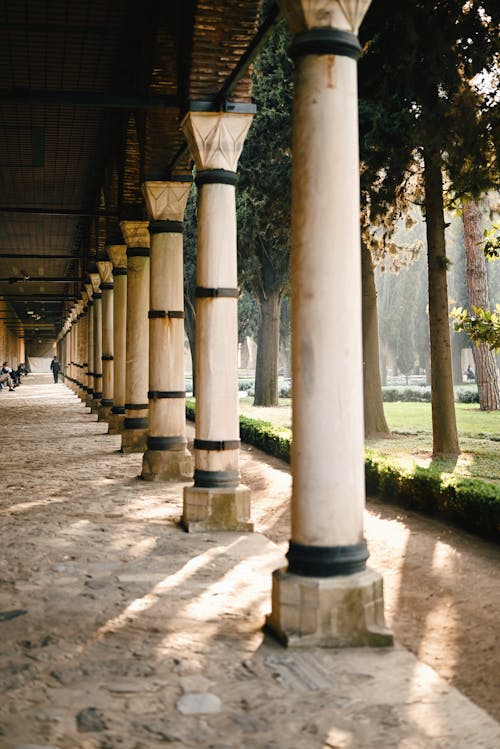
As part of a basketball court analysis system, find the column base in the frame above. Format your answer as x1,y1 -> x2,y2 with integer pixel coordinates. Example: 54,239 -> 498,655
90,398 -> 101,414
120,427 -> 148,453
182,484 -> 253,532
141,448 -> 194,482
98,404 -> 112,422
85,394 -> 94,409
266,567 -> 393,649
108,412 -> 125,435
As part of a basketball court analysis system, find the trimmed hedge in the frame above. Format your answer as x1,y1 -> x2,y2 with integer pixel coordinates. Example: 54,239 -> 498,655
186,402 -> 500,543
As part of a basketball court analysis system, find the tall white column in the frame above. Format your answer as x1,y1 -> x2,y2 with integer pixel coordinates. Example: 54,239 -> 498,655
97,257 -> 114,423
120,221 -> 150,453
141,179 -> 194,481
107,245 -> 127,435
85,282 -> 95,408
181,107 -> 254,531
90,272 -> 103,413
266,0 -> 392,648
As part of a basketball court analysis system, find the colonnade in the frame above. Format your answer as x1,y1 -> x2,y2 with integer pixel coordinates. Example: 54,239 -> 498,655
55,0 -> 391,649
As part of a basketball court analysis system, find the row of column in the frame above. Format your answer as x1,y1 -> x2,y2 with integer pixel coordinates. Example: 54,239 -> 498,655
56,0 -> 391,649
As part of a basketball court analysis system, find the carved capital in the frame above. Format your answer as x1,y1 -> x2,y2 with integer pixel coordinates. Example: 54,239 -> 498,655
89,272 -> 101,294
81,290 -> 89,307
278,0 -> 371,33
97,260 -> 114,285
84,282 -> 93,300
107,244 -> 128,269
120,220 -> 150,248
181,112 -> 254,172
142,181 -> 192,222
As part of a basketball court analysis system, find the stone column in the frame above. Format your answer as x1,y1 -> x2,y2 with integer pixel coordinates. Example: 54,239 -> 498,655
77,294 -> 89,401
141,179 -> 193,481
85,283 -> 95,408
266,0 -> 392,648
120,221 -> 150,453
69,307 -> 78,392
97,257 -> 114,422
90,272 -> 103,413
181,107 -> 254,531
107,245 -> 127,435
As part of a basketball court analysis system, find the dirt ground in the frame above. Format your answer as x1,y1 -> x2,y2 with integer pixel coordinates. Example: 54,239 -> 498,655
0,376 -> 499,748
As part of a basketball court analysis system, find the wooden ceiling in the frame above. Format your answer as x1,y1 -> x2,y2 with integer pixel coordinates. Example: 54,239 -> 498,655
0,0 -> 265,343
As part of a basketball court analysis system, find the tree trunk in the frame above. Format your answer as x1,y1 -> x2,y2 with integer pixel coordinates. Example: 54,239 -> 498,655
423,146 -> 460,456
462,199 -> 500,410
184,298 -> 196,397
254,290 -> 280,406
361,241 -> 390,437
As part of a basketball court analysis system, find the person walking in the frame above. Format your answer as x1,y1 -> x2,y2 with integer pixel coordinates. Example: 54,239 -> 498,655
50,356 -> 61,383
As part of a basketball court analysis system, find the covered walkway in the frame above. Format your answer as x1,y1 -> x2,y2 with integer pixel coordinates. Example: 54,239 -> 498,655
1,376 -> 499,749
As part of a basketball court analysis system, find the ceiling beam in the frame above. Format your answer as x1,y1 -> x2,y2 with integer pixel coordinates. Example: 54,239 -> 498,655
0,207 -> 118,217
0,253 -> 78,259
1,89 -> 180,110
0,277 -> 84,283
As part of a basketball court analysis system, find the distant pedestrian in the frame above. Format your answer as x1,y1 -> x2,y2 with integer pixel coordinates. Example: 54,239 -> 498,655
50,356 -> 61,383
465,365 -> 475,381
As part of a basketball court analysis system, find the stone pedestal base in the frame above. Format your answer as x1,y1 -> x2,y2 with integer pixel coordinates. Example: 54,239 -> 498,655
120,428 -> 148,453
141,449 -> 194,482
108,413 -> 125,435
182,485 -> 253,532
266,567 -> 393,648
85,394 -> 94,409
90,399 -> 101,415
98,404 -> 112,423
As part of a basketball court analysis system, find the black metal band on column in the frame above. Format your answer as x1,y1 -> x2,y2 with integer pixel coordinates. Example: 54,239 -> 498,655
127,247 -> 150,258
148,309 -> 184,319
101,354 -> 114,361
124,417 -> 148,429
125,403 -> 148,410
93,292 -> 102,299
101,398 -> 113,407
93,391 -> 103,399
286,540 -> 369,577
195,169 -> 238,187
194,469 -> 240,488
148,390 -> 186,399
194,439 -> 240,451
148,220 -> 184,235
195,287 -> 239,299
87,299 -> 94,306
289,28 -> 361,61
101,282 -> 113,290
147,435 -> 187,451
112,267 -> 127,276
94,373 -> 103,378
87,387 -> 94,395
111,405 -> 125,415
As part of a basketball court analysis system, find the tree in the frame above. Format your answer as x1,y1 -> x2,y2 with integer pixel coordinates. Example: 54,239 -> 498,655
183,187 -> 197,394
360,0 -> 500,456
237,17 -> 292,406
461,200 -> 500,409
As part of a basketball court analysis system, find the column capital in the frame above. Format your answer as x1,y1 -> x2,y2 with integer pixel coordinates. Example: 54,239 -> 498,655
107,244 -> 128,269
84,282 -> 94,301
89,272 -> 101,294
181,111 -> 254,172
120,220 -> 150,248
142,180 -> 192,222
97,259 -> 114,285
278,0 -> 371,33
80,290 -> 89,308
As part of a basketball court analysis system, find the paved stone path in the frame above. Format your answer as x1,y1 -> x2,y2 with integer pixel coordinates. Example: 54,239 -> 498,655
0,376 -> 499,749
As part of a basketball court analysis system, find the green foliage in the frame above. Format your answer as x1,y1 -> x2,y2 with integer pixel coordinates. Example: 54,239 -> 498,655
451,304 -> 500,350
237,19 -> 292,300
365,454 -> 500,542
483,222 -> 500,261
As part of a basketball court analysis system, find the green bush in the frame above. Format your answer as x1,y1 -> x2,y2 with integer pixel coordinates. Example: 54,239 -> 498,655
186,402 -> 500,543
382,387 -> 432,402
455,388 -> 480,404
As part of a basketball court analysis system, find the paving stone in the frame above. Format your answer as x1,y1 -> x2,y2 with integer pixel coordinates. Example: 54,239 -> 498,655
179,674 -> 213,693
75,707 -> 106,732
176,692 -> 222,715
11,746 -> 61,749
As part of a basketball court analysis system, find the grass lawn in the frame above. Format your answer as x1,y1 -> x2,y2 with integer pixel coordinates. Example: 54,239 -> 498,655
238,397 -> 500,487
